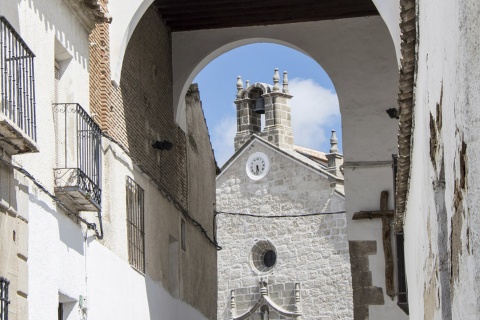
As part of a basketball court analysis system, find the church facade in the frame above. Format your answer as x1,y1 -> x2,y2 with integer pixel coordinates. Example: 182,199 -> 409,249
216,71 -> 352,319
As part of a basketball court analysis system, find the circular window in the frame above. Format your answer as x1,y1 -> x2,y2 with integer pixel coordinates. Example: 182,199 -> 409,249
250,241 -> 277,274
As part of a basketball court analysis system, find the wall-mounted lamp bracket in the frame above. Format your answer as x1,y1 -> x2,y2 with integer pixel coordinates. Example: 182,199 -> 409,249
152,140 -> 174,151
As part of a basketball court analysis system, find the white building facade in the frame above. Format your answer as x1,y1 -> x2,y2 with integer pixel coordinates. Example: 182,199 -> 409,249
0,1 -> 217,319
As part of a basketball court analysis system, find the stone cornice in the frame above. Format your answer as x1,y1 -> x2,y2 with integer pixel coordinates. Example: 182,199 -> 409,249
64,0 -> 112,31
395,0 -> 417,231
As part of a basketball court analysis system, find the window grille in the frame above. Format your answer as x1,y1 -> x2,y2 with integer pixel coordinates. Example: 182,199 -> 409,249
0,277 -> 9,320
53,103 -> 102,211
126,177 -> 145,273
0,16 -> 36,142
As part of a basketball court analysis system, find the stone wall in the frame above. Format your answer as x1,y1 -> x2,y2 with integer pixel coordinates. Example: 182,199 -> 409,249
217,140 -> 352,319
348,241 -> 384,320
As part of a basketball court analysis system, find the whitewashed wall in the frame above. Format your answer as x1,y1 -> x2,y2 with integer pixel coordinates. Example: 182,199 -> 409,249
404,0 -> 480,319
0,1 -> 212,319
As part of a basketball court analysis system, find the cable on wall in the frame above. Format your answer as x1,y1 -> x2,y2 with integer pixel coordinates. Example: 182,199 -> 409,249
101,132 -> 221,251
0,156 -> 103,239
215,210 -> 346,218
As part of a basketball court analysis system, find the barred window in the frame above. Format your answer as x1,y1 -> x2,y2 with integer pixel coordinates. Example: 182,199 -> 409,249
126,177 -> 145,273
0,277 -> 9,320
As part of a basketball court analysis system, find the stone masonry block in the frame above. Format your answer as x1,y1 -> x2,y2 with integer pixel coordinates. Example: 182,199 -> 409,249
353,305 -> 369,320
351,271 -> 372,288
15,219 -> 28,260
354,287 -> 384,305
16,257 -> 28,296
349,256 -> 370,273
349,240 -> 377,257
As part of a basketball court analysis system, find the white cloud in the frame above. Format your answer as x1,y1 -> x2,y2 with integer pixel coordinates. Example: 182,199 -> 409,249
211,114 -> 237,167
289,78 -> 340,151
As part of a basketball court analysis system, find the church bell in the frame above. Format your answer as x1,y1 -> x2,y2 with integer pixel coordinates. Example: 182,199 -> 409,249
254,96 -> 265,114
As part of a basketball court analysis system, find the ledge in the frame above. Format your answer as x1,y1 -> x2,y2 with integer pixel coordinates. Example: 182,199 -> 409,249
0,114 -> 38,155
64,0 -> 112,30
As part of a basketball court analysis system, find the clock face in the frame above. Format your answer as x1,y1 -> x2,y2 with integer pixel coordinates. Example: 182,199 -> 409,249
246,152 -> 270,180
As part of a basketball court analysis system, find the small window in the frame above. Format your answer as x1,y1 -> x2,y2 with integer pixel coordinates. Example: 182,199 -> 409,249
263,250 -> 276,268
126,177 -> 145,273
181,219 -> 186,251
0,277 -> 9,320
250,240 -> 277,274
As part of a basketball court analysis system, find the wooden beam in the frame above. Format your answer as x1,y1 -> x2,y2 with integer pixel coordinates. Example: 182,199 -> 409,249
165,10 -> 378,32
153,0 -> 379,32
352,210 -> 394,220
380,191 -> 395,299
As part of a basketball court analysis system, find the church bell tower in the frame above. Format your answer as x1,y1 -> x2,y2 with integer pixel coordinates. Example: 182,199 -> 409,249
234,68 -> 294,151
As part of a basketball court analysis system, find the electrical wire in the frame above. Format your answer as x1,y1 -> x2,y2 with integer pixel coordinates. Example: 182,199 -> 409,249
0,156 -> 102,238
101,132 -> 222,251
215,210 -> 346,218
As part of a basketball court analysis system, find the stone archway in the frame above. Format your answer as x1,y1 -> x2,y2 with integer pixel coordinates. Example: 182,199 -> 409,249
105,2 -> 405,318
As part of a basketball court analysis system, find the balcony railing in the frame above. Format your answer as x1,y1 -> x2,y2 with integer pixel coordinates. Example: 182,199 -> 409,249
0,16 -> 37,154
53,103 -> 101,212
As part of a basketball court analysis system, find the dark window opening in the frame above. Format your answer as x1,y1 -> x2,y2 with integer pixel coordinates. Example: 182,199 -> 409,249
396,231 -> 409,314
263,250 -> 276,268
58,303 -> 63,320
181,219 -> 186,251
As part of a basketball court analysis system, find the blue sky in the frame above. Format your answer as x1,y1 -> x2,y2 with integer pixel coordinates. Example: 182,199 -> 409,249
193,43 -> 342,166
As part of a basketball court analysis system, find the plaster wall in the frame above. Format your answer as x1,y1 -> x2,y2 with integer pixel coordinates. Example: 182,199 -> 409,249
1,2 -> 217,319
0,2 -> 92,319
0,0 -> 91,191
28,191 -> 87,320
404,0 -> 480,319
86,239 -> 208,320
99,118 -> 216,319
216,140 -> 352,319
106,0 -> 402,92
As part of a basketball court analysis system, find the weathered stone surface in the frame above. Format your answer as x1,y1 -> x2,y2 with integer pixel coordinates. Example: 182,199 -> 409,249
217,139 -> 351,319
349,241 -> 377,257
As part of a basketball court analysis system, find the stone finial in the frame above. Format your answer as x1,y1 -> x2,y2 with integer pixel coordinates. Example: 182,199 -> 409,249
329,130 -> 339,153
282,71 -> 289,94
294,283 -> 302,319
229,290 -> 236,320
236,76 -> 243,98
272,68 -> 280,92
260,280 -> 268,296
246,80 -> 250,88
